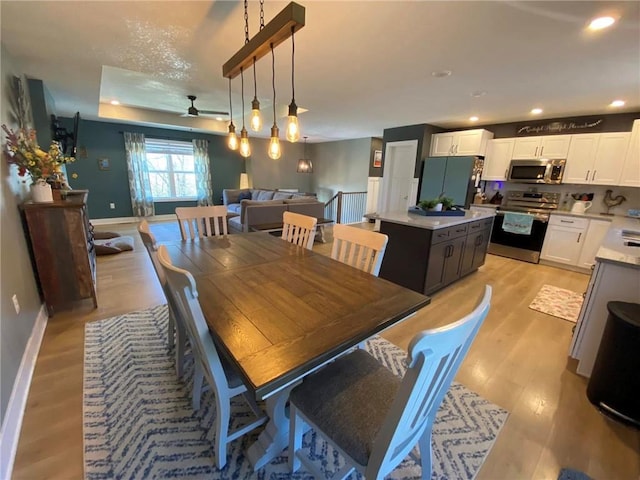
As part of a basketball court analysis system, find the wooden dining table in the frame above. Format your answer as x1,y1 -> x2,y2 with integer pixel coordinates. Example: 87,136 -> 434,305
164,232 -> 431,469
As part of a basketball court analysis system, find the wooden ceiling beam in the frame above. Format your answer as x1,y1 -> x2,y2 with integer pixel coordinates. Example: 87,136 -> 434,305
222,2 -> 305,79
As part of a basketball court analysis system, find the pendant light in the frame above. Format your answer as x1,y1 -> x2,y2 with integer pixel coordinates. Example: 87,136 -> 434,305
286,27 -> 300,143
268,44 -> 281,160
239,67 -> 251,158
297,136 -> 312,173
249,57 -> 263,131
227,78 -> 238,150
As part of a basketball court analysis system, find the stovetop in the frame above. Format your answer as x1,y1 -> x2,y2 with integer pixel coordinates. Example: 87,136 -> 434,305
497,190 -> 560,219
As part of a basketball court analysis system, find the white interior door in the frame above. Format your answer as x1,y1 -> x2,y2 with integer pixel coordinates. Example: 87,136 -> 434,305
378,140 -> 418,213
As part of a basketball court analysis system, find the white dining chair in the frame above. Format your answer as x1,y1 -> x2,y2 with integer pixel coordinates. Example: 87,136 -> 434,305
137,220 -> 187,377
282,211 -> 318,250
176,205 -> 228,240
156,245 -> 268,469
288,285 -> 492,480
330,224 -> 389,276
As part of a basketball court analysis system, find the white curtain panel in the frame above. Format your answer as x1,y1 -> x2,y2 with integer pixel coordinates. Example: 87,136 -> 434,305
192,139 -> 213,206
124,132 -> 155,217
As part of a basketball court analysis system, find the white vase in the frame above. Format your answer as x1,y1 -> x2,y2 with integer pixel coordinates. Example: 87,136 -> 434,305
31,181 -> 54,203
431,203 -> 443,212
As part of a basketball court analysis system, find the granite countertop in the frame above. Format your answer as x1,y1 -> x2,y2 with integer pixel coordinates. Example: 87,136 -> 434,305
375,210 -> 495,230
595,217 -> 640,268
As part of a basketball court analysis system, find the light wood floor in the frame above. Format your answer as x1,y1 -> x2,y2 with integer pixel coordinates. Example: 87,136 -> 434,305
12,221 -> 640,480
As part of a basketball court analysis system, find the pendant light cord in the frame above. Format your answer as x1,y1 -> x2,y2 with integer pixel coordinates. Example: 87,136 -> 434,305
228,77 -> 233,122
271,44 -> 276,125
241,67 -> 245,128
253,57 -> 257,98
290,27 -> 295,103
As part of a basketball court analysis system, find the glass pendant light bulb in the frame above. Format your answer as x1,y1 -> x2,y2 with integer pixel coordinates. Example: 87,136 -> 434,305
286,101 -> 300,143
250,98 -> 263,132
227,122 -> 238,151
239,127 -> 251,158
268,125 -> 281,160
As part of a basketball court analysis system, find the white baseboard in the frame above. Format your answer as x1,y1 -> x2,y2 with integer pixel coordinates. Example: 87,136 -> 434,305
90,214 -> 176,225
0,304 -> 48,480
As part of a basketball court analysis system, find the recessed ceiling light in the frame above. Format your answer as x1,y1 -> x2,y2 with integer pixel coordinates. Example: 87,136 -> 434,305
469,116 -> 479,122
431,70 -> 452,78
609,99 -> 625,107
531,108 -> 543,115
470,91 -> 487,98
110,100 -> 120,105
215,116 -> 224,121
588,16 -> 616,30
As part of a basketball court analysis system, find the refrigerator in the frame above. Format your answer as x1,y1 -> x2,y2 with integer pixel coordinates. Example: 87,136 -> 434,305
419,156 -> 483,208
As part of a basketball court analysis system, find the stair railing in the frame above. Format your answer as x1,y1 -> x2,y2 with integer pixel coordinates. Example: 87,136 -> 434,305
324,191 -> 368,224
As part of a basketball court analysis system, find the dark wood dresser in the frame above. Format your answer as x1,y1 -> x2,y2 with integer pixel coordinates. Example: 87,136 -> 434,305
21,190 -> 97,315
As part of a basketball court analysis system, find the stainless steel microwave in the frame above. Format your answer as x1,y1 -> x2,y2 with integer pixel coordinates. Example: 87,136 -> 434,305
507,158 -> 565,184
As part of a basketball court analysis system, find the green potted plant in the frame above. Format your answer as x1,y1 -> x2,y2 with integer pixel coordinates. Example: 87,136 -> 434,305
439,196 -> 455,210
418,198 -> 442,211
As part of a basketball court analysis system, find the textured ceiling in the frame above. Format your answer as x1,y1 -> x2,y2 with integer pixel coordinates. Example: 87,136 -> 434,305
1,1 -> 639,142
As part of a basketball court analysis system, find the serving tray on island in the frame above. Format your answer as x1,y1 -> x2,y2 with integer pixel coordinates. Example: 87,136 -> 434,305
409,206 -> 466,217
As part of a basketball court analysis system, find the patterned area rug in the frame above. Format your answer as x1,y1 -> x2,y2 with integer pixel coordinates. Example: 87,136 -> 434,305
84,305 -> 509,479
528,284 -> 584,323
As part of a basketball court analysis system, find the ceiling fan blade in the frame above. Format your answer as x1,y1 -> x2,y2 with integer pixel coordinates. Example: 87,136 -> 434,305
180,113 -> 198,118
199,109 -> 229,116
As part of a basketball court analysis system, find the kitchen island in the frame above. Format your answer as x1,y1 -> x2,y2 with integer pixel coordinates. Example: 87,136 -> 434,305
377,210 -> 495,295
570,216 -> 640,378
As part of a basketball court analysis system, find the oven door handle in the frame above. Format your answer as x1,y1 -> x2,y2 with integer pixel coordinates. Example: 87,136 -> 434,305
496,211 -> 549,223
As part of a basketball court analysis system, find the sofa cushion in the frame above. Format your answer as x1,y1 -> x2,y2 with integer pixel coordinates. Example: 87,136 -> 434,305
273,192 -> 293,200
227,203 -> 242,214
237,190 -> 252,202
252,189 -> 275,201
283,196 -> 318,203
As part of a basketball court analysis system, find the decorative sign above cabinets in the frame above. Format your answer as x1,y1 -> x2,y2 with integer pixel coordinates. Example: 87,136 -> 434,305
516,117 -> 605,136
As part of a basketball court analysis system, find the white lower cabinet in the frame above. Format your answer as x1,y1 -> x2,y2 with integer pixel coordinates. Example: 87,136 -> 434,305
540,215 -> 609,269
577,220 -> 610,269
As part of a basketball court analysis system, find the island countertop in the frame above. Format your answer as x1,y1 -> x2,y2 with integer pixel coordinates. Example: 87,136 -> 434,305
375,210 -> 495,230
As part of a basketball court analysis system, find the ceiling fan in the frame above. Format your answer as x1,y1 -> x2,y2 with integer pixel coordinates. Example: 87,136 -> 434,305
182,95 -> 228,118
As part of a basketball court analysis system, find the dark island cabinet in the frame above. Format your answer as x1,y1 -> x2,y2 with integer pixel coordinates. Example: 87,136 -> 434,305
379,216 -> 494,295
21,190 -> 97,316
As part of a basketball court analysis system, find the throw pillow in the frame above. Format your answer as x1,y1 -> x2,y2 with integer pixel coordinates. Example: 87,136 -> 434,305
273,192 -> 293,200
256,190 -> 275,201
237,190 -> 252,202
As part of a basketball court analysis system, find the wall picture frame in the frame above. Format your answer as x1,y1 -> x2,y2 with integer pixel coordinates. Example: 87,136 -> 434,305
373,150 -> 382,168
97,157 -> 110,170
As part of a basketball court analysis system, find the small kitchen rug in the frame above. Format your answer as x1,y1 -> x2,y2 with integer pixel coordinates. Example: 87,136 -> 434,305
529,284 -> 583,323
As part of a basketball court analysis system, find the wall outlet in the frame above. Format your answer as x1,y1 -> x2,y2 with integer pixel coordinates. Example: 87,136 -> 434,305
109,202 -> 116,209
12,294 -> 20,314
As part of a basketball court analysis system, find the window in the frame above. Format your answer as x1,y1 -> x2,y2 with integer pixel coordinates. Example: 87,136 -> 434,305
145,138 -> 197,201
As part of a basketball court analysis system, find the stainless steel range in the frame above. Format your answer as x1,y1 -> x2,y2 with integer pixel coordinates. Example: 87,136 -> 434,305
488,190 -> 560,263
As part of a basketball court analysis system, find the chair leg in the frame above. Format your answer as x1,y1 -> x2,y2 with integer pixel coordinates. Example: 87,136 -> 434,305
167,307 -> 176,350
192,363 -> 204,410
418,428 -> 433,480
289,404 -> 303,472
214,397 -> 231,469
174,317 -> 186,378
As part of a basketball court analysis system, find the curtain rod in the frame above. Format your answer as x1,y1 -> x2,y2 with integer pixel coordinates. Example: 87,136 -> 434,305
117,131 -> 209,143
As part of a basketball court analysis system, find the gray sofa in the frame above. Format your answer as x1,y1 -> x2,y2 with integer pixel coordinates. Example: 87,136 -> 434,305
223,188 -> 325,233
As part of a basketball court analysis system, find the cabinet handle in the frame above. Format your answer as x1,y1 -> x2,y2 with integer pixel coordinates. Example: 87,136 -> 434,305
585,170 -> 590,181
592,170 -> 597,181
534,146 -> 538,157
577,232 -> 582,243
560,220 -> 574,223
447,245 -> 453,257
540,146 -> 544,156
504,169 -> 508,179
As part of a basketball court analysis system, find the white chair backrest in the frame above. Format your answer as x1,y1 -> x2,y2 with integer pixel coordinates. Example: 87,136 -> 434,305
176,205 -> 228,240
367,285 -> 492,478
282,211 -> 318,250
138,219 -> 168,286
156,245 -> 232,396
330,224 -> 389,276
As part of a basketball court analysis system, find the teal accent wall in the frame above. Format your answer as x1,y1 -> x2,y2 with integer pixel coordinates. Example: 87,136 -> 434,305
61,119 -> 245,219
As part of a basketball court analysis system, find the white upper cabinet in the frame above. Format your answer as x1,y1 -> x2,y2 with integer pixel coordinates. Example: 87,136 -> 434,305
430,129 -> 494,157
591,132 -> 630,185
564,134 -> 600,184
619,119 -> 640,187
512,135 -> 572,159
482,138 -> 515,181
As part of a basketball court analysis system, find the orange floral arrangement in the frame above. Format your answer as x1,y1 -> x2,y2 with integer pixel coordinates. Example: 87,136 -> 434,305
2,124 -> 74,184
